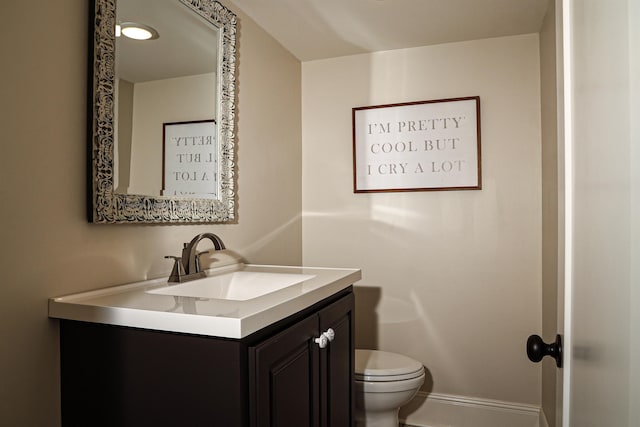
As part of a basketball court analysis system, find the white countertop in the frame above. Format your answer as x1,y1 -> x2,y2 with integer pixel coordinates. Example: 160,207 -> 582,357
48,263 -> 361,339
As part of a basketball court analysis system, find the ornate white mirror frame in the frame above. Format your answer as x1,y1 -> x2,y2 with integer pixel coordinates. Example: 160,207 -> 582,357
88,0 -> 237,223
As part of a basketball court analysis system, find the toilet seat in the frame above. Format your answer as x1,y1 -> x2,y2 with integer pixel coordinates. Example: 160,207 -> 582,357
355,349 -> 424,382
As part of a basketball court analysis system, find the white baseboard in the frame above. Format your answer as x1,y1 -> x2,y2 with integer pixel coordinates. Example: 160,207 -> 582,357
399,391 -> 541,427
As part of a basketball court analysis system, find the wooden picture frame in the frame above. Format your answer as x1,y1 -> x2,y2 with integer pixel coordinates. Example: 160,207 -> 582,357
352,96 -> 481,193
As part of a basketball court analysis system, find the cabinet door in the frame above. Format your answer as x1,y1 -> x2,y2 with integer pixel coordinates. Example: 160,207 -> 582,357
319,292 -> 355,427
250,313 -> 320,427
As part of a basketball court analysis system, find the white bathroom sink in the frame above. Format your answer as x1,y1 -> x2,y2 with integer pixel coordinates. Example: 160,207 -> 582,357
147,271 -> 316,301
49,263 -> 361,338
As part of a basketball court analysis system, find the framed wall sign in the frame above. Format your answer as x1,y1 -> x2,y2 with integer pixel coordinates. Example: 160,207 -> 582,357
352,96 -> 481,193
162,120 -> 218,199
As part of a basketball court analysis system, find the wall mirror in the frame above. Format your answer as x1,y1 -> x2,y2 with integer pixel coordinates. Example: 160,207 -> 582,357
88,0 -> 237,223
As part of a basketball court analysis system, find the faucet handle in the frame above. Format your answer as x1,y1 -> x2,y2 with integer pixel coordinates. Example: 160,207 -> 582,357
164,256 -> 186,283
194,250 -> 211,273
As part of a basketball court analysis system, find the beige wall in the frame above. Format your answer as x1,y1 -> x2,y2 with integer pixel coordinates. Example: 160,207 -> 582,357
539,1 -> 559,424
302,34 -> 542,404
0,1 -> 301,425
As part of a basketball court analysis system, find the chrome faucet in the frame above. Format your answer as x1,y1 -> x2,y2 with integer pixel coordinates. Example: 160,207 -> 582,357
165,233 -> 226,283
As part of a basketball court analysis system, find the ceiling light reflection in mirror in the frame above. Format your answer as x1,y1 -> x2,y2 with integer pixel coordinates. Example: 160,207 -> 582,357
114,0 -> 220,199
117,22 -> 160,40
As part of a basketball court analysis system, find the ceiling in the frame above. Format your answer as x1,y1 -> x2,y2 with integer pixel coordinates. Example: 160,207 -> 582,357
117,0 -> 218,83
227,0 -> 551,62
114,0 -> 550,83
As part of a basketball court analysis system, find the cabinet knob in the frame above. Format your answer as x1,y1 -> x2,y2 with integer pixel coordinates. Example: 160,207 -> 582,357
314,329 -> 336,349
324,328 -> 335,342
314,334 -> 329,349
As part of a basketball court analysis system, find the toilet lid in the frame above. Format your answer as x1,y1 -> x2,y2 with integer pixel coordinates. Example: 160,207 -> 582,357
355,349 -> 424,382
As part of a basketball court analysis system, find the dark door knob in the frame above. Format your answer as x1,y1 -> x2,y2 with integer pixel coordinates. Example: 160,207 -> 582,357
527,334 -> 562,368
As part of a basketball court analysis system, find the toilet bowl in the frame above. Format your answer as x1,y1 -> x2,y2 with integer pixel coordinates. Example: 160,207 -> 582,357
354,349 -> 425,427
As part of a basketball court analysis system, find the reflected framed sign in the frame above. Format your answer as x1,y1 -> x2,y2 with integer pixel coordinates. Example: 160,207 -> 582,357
162,120 -> 218,199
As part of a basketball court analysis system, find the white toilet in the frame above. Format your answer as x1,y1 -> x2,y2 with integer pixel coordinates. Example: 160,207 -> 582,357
354,349 -> 425,427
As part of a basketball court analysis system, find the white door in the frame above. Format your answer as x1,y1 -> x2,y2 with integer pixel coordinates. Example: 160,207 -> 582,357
560,0 -> 640,426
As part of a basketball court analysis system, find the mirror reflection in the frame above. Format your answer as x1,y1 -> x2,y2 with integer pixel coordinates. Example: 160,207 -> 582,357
114,0 -> 220,198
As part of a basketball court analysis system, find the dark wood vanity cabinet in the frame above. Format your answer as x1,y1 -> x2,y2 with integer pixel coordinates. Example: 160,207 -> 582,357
59,288 -> 354,427
250,289 -> 354,427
